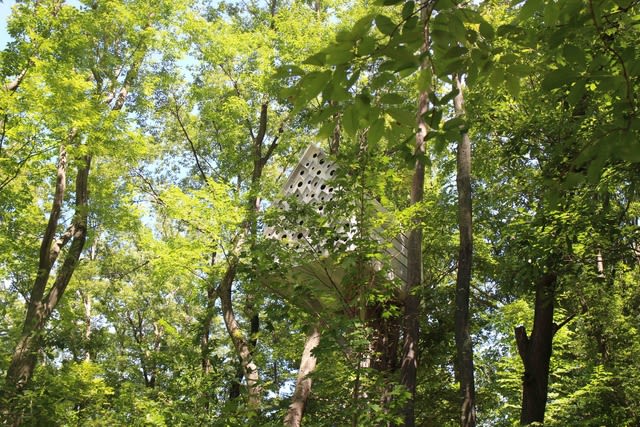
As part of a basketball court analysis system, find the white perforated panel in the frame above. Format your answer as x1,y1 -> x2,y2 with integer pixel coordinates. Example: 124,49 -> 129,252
265,145 -> 408,284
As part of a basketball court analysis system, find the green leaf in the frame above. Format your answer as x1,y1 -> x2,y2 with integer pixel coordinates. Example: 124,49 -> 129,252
479,21 -> 494,39
507,63 -> 531,77
357,35 -> 377,56
458,7 -> 484,23
489,68 -> 505,89
439,88 -> 458,106
347,69 -> 361,88
443,45 -> 468,60
351,14 -> 375,39
328,82 -> 351,102
425,107 -> 443,128
312,104 -> 340,124
563,172 -> 585,188
342,104 -> 359,137
562,44 -> 586,67
586,155 -> 607,183
505,73 -> 520,98
517,0 -> 543,22
433,0 -> 456,11
297,71 -> 332,104
470,47 -> 489,64
325,46 -> 354,65
541,67 -> 577,90
275,65 -> 305,78
499,53 -> 518,65
543,1 -> 559,26
431,29 -> 453,48
335,30 -> 355,42
566,79 -> 587,106
304,52 -> 327,66
616,131 -> 640,162
417,67 -> 432,92
442,57 -> 466,75
380,93 -> 405,105
449,14 -> 467,43
433,131 -> 449,153
371,72 -> 395,90
368,119 -> 385,145
387,107 -> 415,126
613,0 -> 633,8
402,1 -> 415,20
375,15 -> 396,36
443,116 -> 465,131
403,15 -> 420,32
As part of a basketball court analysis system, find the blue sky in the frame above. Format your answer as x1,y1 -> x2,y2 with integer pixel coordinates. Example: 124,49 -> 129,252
1,1 -> 15,49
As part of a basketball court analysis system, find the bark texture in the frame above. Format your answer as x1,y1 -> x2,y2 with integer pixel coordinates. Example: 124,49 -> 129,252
201,253 -> 217,375
453,74 -> 477,427
515,272 -> 557,425
400,3 -> 430,425
2,50 -> 141,421
284,325 -> 321,427
3,152 -> 90,424
219,260 -> 262,407
218,98 -> 282,409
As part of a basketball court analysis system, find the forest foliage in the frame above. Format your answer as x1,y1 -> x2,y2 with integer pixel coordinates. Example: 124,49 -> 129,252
0,0 -> 639,425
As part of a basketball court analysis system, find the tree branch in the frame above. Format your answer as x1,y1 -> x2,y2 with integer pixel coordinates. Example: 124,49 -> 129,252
173,100 -> 209,183
262,122 -> 283,166
4,68 -> 29,92
514,325 -> 529,363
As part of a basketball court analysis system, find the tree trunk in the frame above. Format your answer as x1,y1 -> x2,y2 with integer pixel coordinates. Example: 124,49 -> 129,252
284,325 -> 321,427
515,272 -> 557,425
400,3 -> 430,425
2,153 -> 90,424
201,253 -> 217,374
368,303 -> 400,374
217,96 -> 282,408
81,290 -> 92,362
453,74 -> 477,427
219,260 -> 262,408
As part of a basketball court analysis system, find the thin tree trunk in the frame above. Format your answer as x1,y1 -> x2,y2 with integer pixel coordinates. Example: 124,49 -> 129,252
2,152 -> 90,424
369,303 -> 400,374
219,260 -> 262,408
80,234 -> 99,362
2,48 -> 141,421
217,94 -> 282,408
514,272 -> 557,425
400,2 -> 430,425
81,290 -> 92,362
285,325 -> 321,427
453,74 -> 477,427
201,253 -> 217,374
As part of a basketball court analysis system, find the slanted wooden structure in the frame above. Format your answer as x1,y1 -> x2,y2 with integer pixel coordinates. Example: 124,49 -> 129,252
264,144 -> 408,291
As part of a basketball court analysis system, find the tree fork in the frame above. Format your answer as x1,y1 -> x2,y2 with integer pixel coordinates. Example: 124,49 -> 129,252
515,272 -> 557,425
2,153 -> 90,424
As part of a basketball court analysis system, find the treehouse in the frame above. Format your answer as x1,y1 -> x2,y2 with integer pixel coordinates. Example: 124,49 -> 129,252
263,145 -> 408,312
